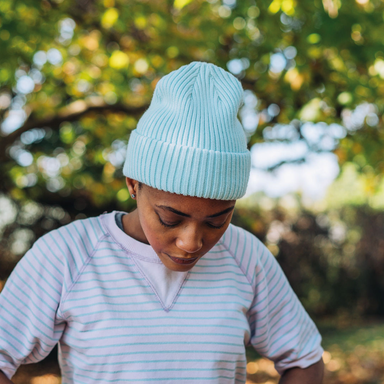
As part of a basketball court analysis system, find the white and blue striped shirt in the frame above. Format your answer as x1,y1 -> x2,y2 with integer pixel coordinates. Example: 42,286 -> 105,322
0,211 -> 323,383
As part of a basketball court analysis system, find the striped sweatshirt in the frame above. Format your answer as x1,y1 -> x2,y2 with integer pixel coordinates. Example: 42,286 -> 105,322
0,211 -> 323,383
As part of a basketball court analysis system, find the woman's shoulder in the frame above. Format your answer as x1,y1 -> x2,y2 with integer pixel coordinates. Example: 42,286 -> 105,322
45,213 -> 106,244
220,223 -> 265,254
32,213 -> 108,267
218,223 -> 269,282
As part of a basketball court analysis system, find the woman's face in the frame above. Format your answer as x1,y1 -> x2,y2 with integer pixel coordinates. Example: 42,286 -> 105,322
126,178 -> 236,272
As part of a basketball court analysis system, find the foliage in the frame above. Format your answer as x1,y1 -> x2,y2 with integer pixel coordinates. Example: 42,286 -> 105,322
1,0 -> 384,217
1,0 -> 384,321
233,197 -> 384,317
2,1 -> 384,382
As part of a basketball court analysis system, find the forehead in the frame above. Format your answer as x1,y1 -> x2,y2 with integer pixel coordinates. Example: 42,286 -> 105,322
143,184 -> 236,216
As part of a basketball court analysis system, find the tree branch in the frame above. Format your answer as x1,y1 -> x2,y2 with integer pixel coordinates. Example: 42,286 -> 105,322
252,147 -> 331,173
252,158 -> 307,172
0,101 -> 149,161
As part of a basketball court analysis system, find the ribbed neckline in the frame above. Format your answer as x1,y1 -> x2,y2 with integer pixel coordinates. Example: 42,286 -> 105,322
101,211 -> 161,263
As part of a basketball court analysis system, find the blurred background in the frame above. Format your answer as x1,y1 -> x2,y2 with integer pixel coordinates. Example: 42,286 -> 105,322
1,0 -> 384,383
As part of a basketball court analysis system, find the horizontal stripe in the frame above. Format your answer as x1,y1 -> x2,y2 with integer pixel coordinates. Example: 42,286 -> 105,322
64,331 -> 243,342
61,349 -> 244,358
64,292 -> 155,303
68,323 -> 248,333
62,357 -> 245,366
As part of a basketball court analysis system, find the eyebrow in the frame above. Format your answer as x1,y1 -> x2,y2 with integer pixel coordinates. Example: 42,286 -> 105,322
156,205 -> 235,219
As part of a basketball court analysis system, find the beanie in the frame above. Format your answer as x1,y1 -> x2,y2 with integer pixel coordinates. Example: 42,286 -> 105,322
123,61 -> 251,200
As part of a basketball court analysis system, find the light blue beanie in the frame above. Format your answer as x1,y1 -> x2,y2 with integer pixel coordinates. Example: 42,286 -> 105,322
123,61 -> 251,200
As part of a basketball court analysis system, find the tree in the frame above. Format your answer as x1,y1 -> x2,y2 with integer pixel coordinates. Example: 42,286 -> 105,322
0,0 -> 383,265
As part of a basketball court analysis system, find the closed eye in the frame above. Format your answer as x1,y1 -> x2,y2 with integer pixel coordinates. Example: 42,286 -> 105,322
157,215 -> 179,228
206,222 -> 226,229
156,211 -> 227,229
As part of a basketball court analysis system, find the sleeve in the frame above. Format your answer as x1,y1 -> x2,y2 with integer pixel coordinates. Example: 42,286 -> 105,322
0,234 -> 66,379
247,242 -> 323,375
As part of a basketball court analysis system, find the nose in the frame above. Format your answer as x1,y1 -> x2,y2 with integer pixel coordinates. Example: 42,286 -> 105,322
175,227 -> 203,254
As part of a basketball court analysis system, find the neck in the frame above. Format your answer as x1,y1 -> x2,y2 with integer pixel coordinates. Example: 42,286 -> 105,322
122,209 -> 149,245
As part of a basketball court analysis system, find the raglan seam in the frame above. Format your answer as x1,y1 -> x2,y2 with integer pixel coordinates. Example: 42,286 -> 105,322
58,231 -> 109,320
220,228 -> 255,295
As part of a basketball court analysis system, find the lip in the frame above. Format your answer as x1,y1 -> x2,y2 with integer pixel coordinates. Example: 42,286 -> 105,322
166,254 -> 198,265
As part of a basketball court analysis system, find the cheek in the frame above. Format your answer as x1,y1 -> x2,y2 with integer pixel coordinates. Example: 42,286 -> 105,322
203,224 -> 231,248
140,214 -> 171,251
206,232 -> 225,247
147,233 -> 167,253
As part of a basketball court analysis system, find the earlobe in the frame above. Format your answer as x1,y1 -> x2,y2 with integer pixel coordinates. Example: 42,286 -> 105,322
126,177 -> 138,199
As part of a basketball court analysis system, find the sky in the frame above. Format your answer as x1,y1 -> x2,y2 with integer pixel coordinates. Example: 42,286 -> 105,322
246,150 -> 340,200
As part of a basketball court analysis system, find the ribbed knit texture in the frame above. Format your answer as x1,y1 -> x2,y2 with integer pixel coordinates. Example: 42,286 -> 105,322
123,61 -> 251,200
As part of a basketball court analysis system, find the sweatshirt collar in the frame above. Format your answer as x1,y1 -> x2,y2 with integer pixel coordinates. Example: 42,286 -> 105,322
100,211 -> 161,263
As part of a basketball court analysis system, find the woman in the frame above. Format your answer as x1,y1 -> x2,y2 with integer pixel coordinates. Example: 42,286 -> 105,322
0,62 -> 324,383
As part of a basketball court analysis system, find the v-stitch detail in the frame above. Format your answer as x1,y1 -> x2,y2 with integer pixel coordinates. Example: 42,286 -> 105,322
130,256 -> 189,312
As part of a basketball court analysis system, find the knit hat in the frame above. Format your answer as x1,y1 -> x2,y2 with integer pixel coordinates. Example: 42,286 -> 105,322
123,61 -> 251,200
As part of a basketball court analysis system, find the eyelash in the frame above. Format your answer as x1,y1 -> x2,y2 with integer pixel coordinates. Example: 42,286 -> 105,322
158,217 -> 225,229
207,222 -> 226,229
158,217 -> 178,228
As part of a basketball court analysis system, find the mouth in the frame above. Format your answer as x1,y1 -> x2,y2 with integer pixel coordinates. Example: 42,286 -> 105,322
165,254 -> 199,265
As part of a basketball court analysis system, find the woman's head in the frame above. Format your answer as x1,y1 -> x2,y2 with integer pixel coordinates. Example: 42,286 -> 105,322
126,178 -> 235,272
122,62 -> 251,271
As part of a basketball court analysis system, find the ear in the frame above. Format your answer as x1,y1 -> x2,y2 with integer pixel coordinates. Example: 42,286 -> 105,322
125,177 -> 139,199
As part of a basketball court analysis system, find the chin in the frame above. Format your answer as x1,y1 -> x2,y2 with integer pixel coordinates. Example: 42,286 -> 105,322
165,263 -> 196,272
158,253 -> 200,272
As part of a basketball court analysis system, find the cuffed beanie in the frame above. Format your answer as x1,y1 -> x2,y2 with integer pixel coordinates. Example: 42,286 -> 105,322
123,61 -> 251,200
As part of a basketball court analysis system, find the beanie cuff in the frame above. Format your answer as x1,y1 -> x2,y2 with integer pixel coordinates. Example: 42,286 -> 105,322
123,130 -> 251,200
